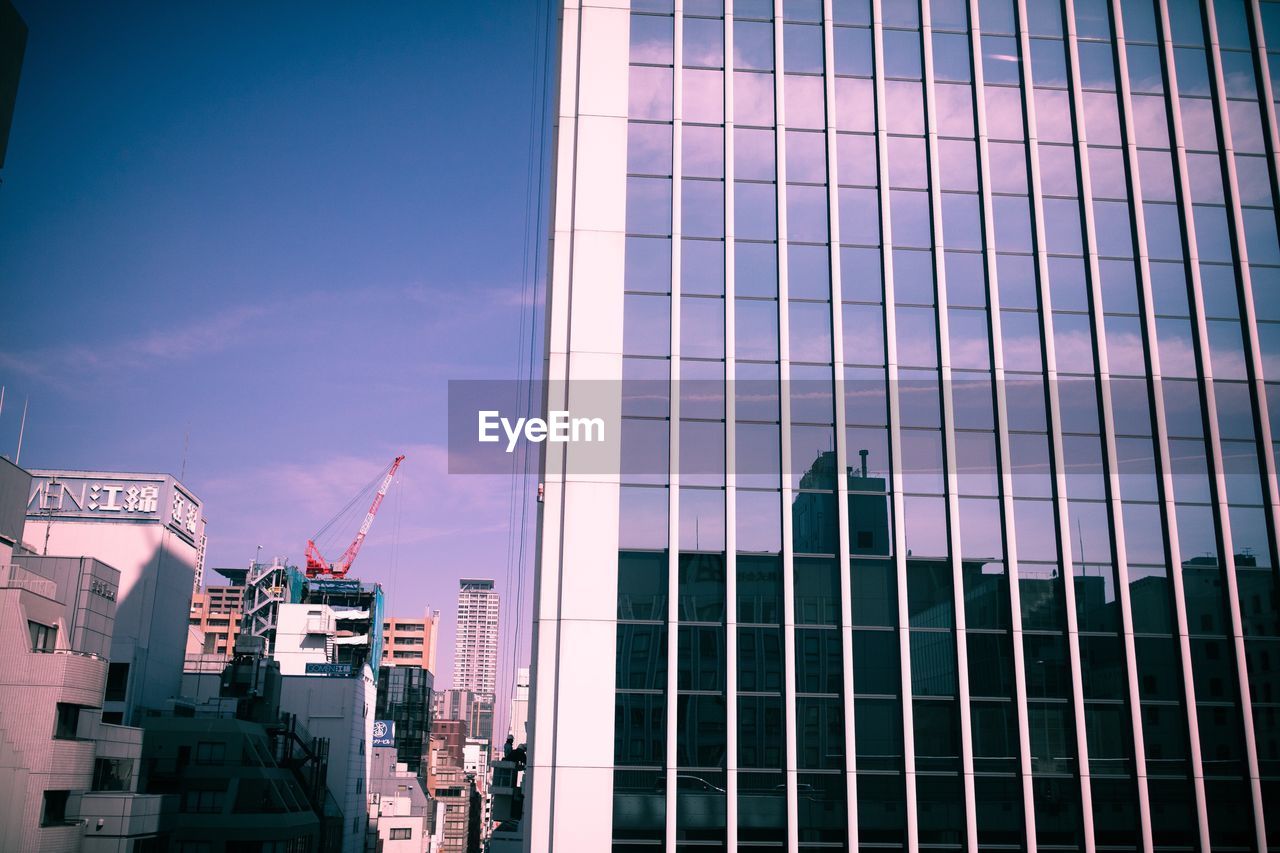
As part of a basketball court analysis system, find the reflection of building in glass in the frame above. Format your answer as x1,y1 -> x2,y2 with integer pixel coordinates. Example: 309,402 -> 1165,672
528,2 -> 1280,850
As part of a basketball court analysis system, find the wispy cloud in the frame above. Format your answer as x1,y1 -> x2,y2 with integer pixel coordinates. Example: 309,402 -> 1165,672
0,279 -> 530,392
198,441 -> 520,564
0,303 -> 268,387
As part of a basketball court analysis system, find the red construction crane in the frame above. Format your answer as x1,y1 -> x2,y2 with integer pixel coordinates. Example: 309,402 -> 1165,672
305,454 -> 405,578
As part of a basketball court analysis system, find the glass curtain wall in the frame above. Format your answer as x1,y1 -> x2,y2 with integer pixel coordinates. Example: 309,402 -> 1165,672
610,0 -> 1280,850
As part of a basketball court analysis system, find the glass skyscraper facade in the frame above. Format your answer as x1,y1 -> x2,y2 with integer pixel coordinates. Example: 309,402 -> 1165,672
525,0 -> 1280,851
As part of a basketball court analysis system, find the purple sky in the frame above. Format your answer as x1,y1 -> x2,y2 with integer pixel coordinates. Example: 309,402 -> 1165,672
0,1 -> 547,718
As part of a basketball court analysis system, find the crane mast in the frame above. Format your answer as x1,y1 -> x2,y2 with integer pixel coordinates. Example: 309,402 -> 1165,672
305,454 -> 405,578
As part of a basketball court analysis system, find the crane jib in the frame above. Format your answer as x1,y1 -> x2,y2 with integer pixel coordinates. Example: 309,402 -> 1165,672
305,454 -> 406,578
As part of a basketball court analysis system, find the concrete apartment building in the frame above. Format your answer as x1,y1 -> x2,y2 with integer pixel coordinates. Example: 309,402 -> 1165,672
429,765 -> 480,853
186,584 -> 243,659
272,580 -> 384,853
433,687 -> 496,745
367,746 -> 435,852
0,458 -> 166,851
381,608 -> 441,672
139,715 -> 321,851
25,469 -> 207,724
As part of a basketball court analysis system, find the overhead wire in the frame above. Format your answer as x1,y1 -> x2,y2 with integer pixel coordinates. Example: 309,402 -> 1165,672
389,463 -> 405,604
499,0 -> 554,746
311,460 -> 394,564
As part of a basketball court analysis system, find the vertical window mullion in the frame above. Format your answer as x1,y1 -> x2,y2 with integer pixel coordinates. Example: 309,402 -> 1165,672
1110,2 -> 1215,845
872,1 -> 921,850
666,10 -> 684,852
967,0 -> 1041,847
1244,0 -> 1280,570
922,1 -> 980,851
822,0 -> 861,848
1015,0 -> 1099,844
723,5 -> 739,850
773,4 -> 801,850
1060,1 -> 1158,850
1202,2 -> 1271,847
1155,0 -> 1260,849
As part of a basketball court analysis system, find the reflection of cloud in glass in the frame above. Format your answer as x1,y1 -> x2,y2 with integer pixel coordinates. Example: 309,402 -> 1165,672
629,15 -> 672,64
930,82 -> 972,137
736,490 -> 781,553
680,487 -> 725,552
784,75 -> 825,129
683,68 -> 724,124
682,126 -> 723,180
619,485 -> 668,550
734,71 -> 775,126
683,17 -> 723,68
903,495 -> 947,558
628,122 -> 671,175
629,66 -> 673,121
732,20 -> 773,71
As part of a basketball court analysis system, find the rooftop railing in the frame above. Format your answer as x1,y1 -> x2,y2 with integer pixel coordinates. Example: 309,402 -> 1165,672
0,564 -> 57,598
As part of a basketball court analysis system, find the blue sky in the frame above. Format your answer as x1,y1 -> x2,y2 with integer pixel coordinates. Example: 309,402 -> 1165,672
0,1 -> 548,702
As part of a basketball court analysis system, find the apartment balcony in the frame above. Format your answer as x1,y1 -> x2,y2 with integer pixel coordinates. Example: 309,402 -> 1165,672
31,647 -> 107,704
0,563 -> 56,598
72,791 -> 171,839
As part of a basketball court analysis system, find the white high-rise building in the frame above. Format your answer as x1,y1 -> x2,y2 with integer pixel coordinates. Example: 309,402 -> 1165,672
452,578 -> 499,696
522,1 -> 1280,851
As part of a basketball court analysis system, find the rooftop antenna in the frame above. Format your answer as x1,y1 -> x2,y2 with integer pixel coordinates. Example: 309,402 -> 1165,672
0,385 -> 5,419
180,424 -> 190,481
15,397 -> 27,465
859,449 -> 869,479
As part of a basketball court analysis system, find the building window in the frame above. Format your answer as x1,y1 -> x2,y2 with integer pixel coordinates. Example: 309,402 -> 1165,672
40,790 -> 70,825
92,758 -> 134,791
390,828 -> 412,840
194,741 -> 225,764
181,789 -> 224,813
28,620 -> 55,652
53,703 -> 83,739
105,662 -> 129,702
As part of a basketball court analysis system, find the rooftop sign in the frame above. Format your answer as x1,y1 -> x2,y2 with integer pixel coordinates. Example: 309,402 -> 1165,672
26,471 -> 204,546
309,579 -> 363,594
304,662 -> 352,677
